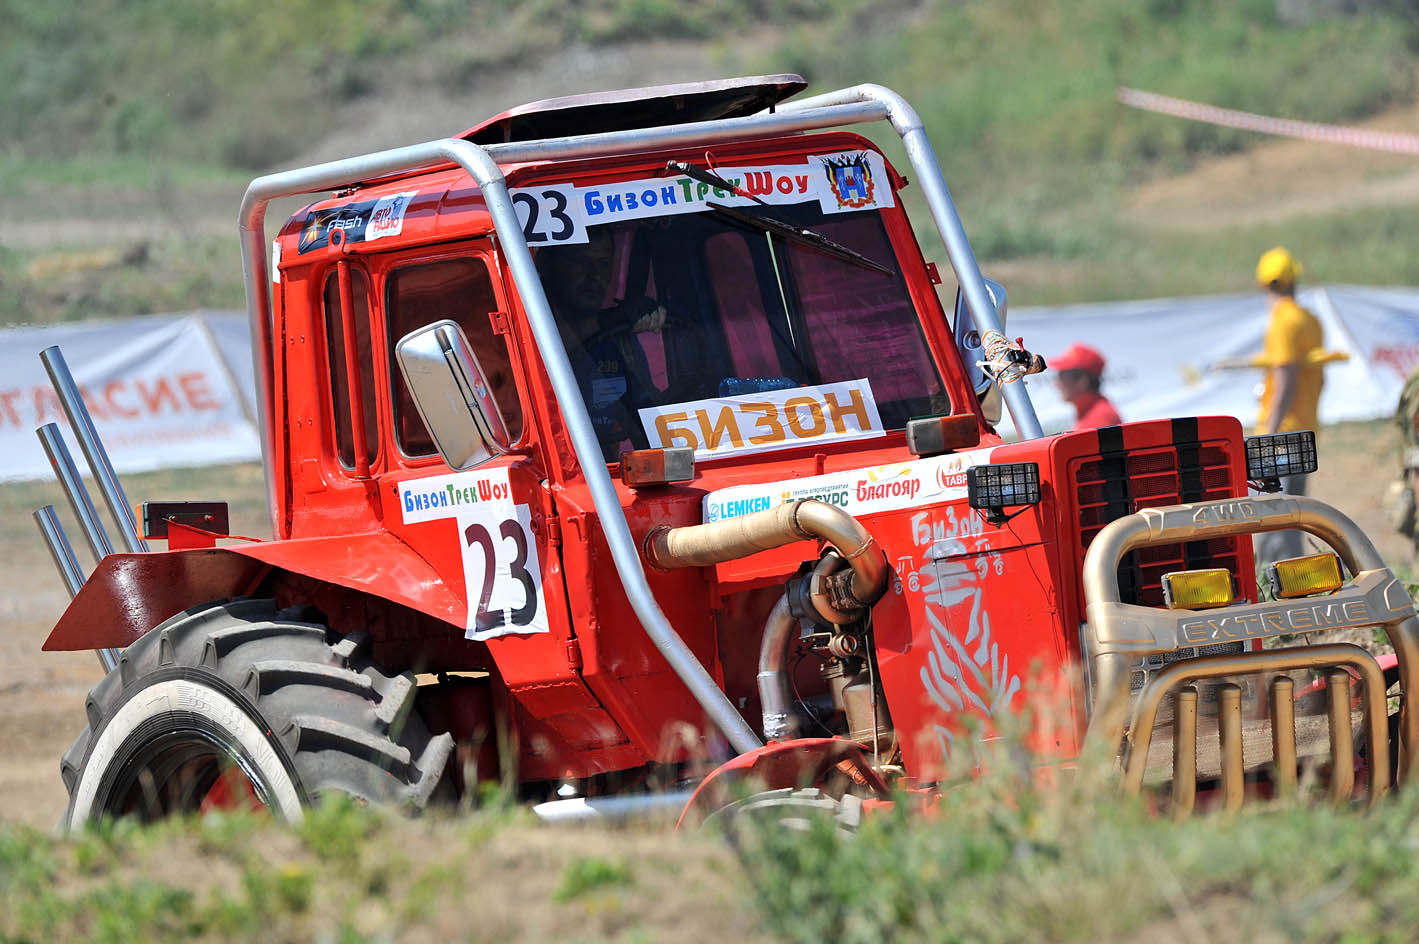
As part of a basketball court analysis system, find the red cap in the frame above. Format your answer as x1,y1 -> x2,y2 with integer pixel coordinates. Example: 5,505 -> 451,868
1051,342 -> 1106,376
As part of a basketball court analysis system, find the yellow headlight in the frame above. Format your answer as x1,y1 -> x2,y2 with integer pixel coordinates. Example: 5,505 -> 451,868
1161,569 -> 1236,610
1268,553 -> 1343,599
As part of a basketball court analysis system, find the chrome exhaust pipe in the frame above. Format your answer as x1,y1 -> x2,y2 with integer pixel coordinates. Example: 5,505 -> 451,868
40,346 -> 148,553
34,506 -> 117,672
757,594 -> 798,740
37,424 -> 113,565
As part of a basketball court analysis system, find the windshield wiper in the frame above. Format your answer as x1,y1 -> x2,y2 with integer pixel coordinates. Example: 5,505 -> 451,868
666,160 -> 896,277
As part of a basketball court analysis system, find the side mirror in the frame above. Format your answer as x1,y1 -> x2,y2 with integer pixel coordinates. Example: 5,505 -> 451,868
953,276 -> 1007,427
395,320 -> 512,471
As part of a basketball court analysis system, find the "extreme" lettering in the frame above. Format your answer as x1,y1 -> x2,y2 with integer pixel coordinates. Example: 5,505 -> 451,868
1180,599 -> 1371,644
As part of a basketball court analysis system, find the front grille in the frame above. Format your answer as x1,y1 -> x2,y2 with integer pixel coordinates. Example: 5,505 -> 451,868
1130,641 -> 1249,722
1072,443 -> 1242,607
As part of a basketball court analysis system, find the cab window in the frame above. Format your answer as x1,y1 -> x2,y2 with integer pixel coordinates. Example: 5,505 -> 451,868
322,268 -> 378,470
386,257 -> 524,457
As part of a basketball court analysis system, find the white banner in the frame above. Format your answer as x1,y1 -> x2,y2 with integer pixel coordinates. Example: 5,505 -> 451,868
0,312 -> 259,481
998,286 -> 1419,438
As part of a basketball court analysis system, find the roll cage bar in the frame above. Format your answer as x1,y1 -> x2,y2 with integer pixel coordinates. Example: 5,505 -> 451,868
238,81 -> 1044,756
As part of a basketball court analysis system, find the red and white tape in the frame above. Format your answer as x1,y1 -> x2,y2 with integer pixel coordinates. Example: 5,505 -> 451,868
1117,87 -> 1419,156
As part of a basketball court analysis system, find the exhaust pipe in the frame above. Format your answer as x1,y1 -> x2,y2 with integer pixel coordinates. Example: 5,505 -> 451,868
645,499 -> 889,741
37,424 -> 114,566
34,505 -> 118,672
34,345 -> 148,675
644,499 -> 888,623
757,594 -> 798,740
40,346 -> 148,553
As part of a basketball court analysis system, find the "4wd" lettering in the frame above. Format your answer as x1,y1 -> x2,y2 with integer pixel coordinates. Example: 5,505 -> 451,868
1191,501 -> 1259,527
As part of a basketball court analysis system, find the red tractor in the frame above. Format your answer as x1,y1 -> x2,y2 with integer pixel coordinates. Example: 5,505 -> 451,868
35,75 -> 1419,826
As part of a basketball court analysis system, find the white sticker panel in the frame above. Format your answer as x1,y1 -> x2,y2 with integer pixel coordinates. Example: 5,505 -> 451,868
399,468 -> 548,641
508,150 -> 895,246
365,190 -> 417,242
639,378 -> 885,462
701,445 -> 998,523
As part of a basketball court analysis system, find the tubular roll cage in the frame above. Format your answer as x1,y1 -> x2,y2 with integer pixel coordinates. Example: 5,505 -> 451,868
238,83 -> 1043,756
1083,493 -> 1419,809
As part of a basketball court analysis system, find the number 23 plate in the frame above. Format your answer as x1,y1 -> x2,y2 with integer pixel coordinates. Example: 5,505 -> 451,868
399,469 -> 548,641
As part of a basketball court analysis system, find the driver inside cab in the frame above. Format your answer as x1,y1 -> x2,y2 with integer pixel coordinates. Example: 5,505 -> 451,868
537,227 -> 669,459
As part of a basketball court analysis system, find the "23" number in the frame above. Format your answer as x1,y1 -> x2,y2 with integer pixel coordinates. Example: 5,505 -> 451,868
463,518 -> 538,631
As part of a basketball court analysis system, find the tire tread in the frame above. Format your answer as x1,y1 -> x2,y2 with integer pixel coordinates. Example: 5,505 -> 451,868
60,598 -> 449,825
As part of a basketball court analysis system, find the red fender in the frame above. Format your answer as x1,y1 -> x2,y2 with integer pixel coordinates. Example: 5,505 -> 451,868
676,737 -> 890,829
43,531 -> 463,651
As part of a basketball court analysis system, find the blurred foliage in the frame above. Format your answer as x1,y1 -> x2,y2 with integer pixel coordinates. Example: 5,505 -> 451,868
3,0 -> 1411,173
1,0 -> 1417,315
728,732 -> 1419,943
0,0 -> 850,170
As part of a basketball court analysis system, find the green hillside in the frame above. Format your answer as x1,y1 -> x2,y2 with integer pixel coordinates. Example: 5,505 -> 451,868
2,0 -> 1417,320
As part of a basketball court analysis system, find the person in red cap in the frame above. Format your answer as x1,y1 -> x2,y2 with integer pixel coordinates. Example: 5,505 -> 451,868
1052,342 -> 1121,430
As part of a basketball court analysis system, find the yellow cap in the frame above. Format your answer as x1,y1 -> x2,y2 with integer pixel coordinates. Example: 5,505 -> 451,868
1256,247 -> 1302,290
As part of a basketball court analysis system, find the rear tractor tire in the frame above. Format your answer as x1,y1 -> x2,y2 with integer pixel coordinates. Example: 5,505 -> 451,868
60,598 -> 453,828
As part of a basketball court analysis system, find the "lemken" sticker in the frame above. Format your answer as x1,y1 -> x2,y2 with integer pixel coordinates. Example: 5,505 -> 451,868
639,379 -> 885,461
700,445 -> 998,522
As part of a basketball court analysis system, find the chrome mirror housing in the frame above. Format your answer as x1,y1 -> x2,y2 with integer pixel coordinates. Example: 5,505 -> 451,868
395,320 -> 511,471
953,275 -> 1007,427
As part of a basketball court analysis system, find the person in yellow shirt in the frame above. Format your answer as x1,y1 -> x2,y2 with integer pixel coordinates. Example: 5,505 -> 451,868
1253,247 -> 1324,561
1255,248 -> 1325,437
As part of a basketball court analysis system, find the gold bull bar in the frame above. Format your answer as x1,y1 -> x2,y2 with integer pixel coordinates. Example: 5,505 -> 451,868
1082,493 -> 1419,803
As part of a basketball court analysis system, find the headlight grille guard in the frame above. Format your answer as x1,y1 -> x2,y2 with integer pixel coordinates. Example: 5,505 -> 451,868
1081,493 -> 1419,809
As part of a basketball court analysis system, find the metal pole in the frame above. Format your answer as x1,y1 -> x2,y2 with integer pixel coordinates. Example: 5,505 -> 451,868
40,347 -> 149,552
461,140 -> 763,754
37,423 -> 114,566
531,789 -> 697,823
34,506 -> 118,672
780,84 -> 1045,440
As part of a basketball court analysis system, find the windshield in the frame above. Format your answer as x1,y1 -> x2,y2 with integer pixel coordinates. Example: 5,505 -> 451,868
523,159 -> 948,463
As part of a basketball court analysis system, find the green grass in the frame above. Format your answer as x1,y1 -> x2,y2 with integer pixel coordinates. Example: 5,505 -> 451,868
553,855 -> 635,902
729,750 -> 1419,943
11,764 -> 1419,942
0,796 -> 765,943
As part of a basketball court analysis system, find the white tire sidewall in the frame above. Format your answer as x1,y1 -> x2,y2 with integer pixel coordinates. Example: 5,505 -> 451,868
68,677 -> 305,825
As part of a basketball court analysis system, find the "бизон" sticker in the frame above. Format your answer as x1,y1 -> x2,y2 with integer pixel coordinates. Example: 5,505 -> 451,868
639,378 -> 884,461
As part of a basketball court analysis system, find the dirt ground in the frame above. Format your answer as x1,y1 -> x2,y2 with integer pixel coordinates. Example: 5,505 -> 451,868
0,420 -> 1406,829
1122,101 -> 1419,233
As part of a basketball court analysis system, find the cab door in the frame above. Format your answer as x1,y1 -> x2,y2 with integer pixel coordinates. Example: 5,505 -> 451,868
373,243 -> 636,774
